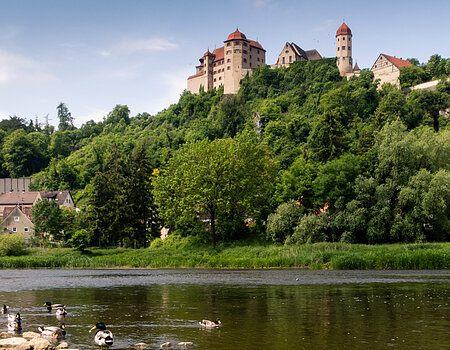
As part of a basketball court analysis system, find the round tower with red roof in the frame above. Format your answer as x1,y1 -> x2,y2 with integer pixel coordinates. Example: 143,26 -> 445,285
336,22 -> 353,76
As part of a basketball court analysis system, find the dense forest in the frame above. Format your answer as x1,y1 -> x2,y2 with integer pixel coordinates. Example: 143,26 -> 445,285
1,54 -> 449,249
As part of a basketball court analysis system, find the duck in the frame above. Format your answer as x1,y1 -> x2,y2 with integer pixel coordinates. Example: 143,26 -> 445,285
199,318 -> 221,328
55,307 -> 67,318
7,313 -> 22,332
90,322 -> 114,349
1,304 -> 9,314
44,301 -> 65,311
38,323 -> 66,339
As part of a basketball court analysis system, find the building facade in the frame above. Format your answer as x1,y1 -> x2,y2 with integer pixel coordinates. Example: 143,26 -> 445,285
370,53 -> 411,87
273,42 -> 322,68
187,29 -> 266,94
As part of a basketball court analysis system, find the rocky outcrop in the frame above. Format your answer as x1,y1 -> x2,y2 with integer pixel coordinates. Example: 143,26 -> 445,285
0,334 -> 77,350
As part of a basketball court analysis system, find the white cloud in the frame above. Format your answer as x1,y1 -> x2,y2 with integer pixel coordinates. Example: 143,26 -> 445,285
99,37 -> 179,57
0,50 -> 56,85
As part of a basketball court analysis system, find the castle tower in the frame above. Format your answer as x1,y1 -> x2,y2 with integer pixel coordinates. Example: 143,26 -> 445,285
223,29 -> 247,94
203,50 -> 214,90
336,22 -> 353,76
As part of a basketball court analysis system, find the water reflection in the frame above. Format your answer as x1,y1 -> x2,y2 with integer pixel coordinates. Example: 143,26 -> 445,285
0,270 -> 448,349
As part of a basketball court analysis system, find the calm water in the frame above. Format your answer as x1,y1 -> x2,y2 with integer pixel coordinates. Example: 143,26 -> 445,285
0,269 -> 448,349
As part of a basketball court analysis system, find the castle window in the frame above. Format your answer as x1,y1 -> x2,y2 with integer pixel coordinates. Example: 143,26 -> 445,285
282,57 -> 285,64
213,71 -> 216,74
343,37 -> 345,40
12,227 -> 17,232
227,58 -> 231,63
243,42 -> 248,47
337,47 -> 340,51
243,50 -> 247,54
285,50 -> 289,54
234,49 -> 240,53
250,62 -> 252,67
250,55 -> 252,59
214,78 -> 216,82
243,58 -> 247,62
234,41 -> 240,45
227,42 -> 231,47
348,46 -> 351,50
227,66 -> 230,70
250,47 -> 252,51
289,56 -> 292,63
257,50 -> 260,54
257,57 -> 260,62
342,46 -> 345,50
219,76 -> 222,80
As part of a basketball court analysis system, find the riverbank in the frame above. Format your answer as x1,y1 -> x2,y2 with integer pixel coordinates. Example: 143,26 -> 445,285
0,242 -> 448,269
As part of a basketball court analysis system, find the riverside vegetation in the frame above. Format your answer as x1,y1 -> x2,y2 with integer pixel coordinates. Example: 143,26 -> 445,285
0,55 -> 449,262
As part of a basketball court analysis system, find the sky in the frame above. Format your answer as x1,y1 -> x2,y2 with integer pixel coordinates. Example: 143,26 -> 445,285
0,0 -> 449,127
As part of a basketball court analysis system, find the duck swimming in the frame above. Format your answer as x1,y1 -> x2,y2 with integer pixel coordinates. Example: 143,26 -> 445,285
90,322 -> 114,349
7,313 -> 22,332
38,323 -> 66,339
199,318 -> 221,328
1,304 -> 9,314
44,301 -> 65,311
55,307 -> 67,318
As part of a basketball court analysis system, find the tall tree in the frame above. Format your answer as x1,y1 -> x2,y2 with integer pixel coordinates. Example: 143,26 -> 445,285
154,131 -> 277,247
57,103 -> 74,131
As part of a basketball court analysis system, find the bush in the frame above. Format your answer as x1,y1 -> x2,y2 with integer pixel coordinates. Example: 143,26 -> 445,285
67,229 -> 89,251
286,213 -> 329,244
266,200 -> 303,243
0,233 -> 26,256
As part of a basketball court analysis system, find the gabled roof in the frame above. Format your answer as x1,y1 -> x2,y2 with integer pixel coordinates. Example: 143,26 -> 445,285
0,192 -> 40,205
3,206 -> 32,220
40,191 -> 70,204
304,49 -> 322,60
371,53 -> 412,71
290,42 -> 307,60
212,47 -> 224,62
187,71 -> 205,80
353,62 -> 360,72
382,54 -> 412,69
336,22 -> 352,36
248,39 -> 265,51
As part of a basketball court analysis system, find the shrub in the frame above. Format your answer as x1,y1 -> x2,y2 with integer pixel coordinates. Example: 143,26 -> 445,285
286,213 -> 329,244
67,229 -> 89,251
266,200 -> 303,243
0,233 -> 26,256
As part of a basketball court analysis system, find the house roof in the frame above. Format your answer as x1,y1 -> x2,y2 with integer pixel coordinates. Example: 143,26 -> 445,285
226,28 -> 247,41
290,42 -> 307,59
382,54 -> 412,69
0,192 -> 40,205
248,39 -> 264,51
212,47 -> 224,62
336,22 -> 352,36
353,62 -> 360,72
187,71 -> 205,80
40,191 -> 70,204
3,206 -> 32,220
305,49 -> 322,60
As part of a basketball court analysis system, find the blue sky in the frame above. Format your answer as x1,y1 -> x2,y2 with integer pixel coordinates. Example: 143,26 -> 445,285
0,0 -> 449,127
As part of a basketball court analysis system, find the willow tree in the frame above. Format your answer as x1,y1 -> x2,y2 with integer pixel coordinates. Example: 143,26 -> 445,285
154,131 -> 277,247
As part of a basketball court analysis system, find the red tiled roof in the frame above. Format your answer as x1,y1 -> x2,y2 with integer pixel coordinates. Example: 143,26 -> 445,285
3,206 -> 32,220
226,29 -> 247,41
212,47 -> 224,62
248,39 -> 265,51
336,22 -> 352,36
203,50 -> 214,57
0,192 -> 40,205
382,54 -> 412,69
187,71 -> 205,80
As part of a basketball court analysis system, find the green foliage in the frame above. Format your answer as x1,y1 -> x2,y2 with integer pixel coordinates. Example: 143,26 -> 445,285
57,102 -> 74,131
400,65 -> 429,88
266,200 -> 303,243
67,229 -> 89,251
31,199 -> 64,243
287,213 -> 329,244
0,233 -> 26,256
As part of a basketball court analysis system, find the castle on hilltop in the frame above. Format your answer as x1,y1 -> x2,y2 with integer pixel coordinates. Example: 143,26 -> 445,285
187,23 -> 412,93
187,29 -> 266,94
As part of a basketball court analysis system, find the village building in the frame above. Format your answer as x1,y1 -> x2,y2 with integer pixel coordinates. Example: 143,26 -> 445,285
370,53 -> 412,87
273,42 -> 322,68
187,29 -> 266,94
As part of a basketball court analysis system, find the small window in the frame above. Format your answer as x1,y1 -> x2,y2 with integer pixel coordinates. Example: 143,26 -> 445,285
227,42 -> 231,47
289,56 -> 292,63
219,76 -> 222,80
250,55 -> 252,59
14,216 -> 19,222
342,46 -> 345,50
234,49 -> 240,53
337,47 -> 340,51
257,57 -> 260,62
12,227 -> 17,232
243,58 -> 247,62
348,46 -> 351,50
227,66 -> 230,70
24,227 -> 29,232
213,71 -> 216,74
243,42 -> 247,47
343,37 -> 345,40
243,50 -> 247,54
285,50 -> 289,54
214,78 -> 216,82
226,50 -> 231,54
234,41 -> 239,45
227,58 -> 231,63
282,57 -> 285,64
257,50 -> 260,54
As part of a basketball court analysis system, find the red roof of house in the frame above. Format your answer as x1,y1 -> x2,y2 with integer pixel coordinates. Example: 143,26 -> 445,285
203,50 -> 214,57
212,47 -> 224,62
187,71 -> 205,80
226,28 -> 247,41
3,206 -> 32,220
336,22 -> 352,36
382,54 -> 412,69
0,192 -> 40,205
248,39 -> 265,50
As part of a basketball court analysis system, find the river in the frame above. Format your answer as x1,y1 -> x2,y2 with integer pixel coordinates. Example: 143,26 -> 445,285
0,269 -> 448,349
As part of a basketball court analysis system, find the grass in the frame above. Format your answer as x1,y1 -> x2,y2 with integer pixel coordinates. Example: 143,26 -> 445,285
0,242 -> 448,269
